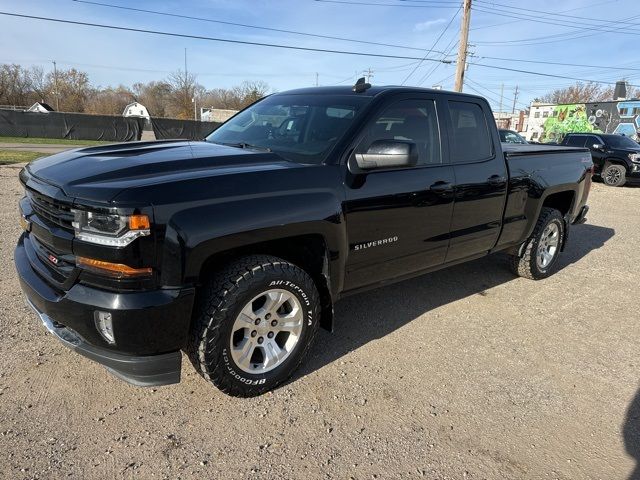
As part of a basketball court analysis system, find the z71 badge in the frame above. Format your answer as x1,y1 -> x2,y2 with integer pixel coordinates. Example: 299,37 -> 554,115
353,236 -> 398,251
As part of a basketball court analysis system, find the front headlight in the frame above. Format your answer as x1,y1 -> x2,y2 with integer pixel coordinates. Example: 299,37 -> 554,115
629,153 -> 640,163
71,209 -> 150,247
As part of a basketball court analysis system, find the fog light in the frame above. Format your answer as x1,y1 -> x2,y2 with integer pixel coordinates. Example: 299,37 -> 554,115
94,311 -> 115,344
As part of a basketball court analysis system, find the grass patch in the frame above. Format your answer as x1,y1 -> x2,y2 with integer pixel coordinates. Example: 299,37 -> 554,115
0,150 -> 48,165
0,136 -> 109,146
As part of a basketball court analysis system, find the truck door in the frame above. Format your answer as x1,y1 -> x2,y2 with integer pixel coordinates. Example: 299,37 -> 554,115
584,134 -> 606,173
342,96 -> 455,291
444,99 -> 508,262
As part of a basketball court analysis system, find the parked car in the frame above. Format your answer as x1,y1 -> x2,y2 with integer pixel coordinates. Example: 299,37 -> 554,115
560,133 -> 640,186
15,83 -> 592,397
499,129 -> 528,144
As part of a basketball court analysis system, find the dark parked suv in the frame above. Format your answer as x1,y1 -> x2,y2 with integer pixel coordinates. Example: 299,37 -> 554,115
561,133 -> 640,186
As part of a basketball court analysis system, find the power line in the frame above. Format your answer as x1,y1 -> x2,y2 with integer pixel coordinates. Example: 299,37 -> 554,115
471,6 -> 640,38
468,61 -> 640,88
470,0 -> 624,31
401,3 -> 461,85
72,0 -> 447,55
0,11 -> 449,64
476,56 -> 640,73
314,0 -> 459,7
475,0 -> 640,28
2,10 -> 638,88
415,34 -> 458,85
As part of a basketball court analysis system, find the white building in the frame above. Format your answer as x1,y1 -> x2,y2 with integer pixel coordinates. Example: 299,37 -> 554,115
523,103 -> 557,142
27,102 -> 54,113
123,102 -> 150,119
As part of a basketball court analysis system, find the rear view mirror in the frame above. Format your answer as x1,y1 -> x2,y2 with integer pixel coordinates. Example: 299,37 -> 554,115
592,143 -> 605,150
354,140 -> 417,170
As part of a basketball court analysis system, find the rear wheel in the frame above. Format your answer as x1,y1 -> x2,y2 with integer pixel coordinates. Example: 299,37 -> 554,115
510,207 -> 564,280
601,163 -> 626,187
187,255 -> 320,397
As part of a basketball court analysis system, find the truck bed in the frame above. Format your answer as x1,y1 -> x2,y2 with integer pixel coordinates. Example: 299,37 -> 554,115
502,144 -> 589,156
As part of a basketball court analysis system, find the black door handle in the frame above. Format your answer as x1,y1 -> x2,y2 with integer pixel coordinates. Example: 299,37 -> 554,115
429,181 -> 453,193
487,175 -> 507,186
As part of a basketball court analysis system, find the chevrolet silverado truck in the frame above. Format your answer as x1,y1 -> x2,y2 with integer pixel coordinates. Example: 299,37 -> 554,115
16,82 -> 592,397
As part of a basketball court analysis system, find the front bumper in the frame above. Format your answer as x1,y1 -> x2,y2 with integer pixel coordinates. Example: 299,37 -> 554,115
15,234 -> 195,387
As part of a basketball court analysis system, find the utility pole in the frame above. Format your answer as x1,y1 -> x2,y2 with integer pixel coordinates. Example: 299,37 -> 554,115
315,72 -> 319,87
51,60 -> 59,111
454,0 -> 472,92
512,85 -> 519,114
363,67 -> 374,83
499,83 -> 504,113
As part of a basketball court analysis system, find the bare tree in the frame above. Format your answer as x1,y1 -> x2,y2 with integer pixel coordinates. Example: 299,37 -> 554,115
166,70 -> 202,119
536,82 -> 621,104
85,85 -> 135,115
45,68 -> 90,112
132,81 -> 172,117
202,80 -> 271,111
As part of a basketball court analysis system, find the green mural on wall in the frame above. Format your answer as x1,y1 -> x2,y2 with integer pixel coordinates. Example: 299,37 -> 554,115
540,104 -> 603,142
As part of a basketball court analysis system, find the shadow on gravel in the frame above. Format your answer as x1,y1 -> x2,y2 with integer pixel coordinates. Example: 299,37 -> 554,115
296,223 -> 614,381
624,388 -> 640,480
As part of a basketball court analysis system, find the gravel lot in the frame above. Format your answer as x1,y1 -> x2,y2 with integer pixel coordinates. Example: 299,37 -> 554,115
1,163 -> 639,479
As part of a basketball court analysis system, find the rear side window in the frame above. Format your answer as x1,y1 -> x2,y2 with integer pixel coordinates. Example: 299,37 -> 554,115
448,101 -> 492,163
565,135 -> 586,147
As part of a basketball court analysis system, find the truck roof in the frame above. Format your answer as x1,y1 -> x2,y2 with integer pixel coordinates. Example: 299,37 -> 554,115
275,85 -> 486,100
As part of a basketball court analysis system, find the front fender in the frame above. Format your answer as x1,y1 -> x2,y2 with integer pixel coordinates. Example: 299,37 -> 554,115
160,191 -> 347,290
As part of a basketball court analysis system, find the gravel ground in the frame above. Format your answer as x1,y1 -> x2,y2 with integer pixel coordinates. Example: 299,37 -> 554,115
1,163 -> 639,479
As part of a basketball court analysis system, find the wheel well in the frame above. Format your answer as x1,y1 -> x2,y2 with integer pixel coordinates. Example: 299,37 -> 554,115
542,190 -> 575,216
604,158 -> 629,171
198,235 -> 334,331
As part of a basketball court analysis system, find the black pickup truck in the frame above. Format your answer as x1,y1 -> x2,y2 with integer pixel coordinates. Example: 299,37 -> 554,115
15,83 -> 592,397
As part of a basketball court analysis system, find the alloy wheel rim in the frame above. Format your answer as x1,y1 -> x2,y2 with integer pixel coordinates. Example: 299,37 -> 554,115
229,289 -> 303,374
536,222 -> 560,269
605,167 -> 621,184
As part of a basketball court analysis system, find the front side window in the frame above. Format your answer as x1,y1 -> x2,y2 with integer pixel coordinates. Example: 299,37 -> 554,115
606,135 -> 640,149
448,101 -> 492,163
356,99 -> 442,166
206,94 -> 371,164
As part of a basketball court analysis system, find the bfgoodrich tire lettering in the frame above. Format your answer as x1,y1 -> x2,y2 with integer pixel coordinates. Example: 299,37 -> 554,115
510,207 -> 565,280
187,255 -> 320,397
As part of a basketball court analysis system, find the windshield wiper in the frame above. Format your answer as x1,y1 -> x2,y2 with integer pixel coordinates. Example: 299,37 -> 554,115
216,141 -> 271,152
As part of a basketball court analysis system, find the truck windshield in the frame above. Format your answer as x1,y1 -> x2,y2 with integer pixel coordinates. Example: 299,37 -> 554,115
606,135 -> 640,149
205,94 -> 371,164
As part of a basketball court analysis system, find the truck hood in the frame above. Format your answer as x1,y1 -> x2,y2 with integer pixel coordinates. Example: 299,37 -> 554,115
25,140 -> 298,202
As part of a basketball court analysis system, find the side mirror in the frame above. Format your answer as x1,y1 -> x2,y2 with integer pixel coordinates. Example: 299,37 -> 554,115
592,143 -> 605,150
354,140 -> 418,170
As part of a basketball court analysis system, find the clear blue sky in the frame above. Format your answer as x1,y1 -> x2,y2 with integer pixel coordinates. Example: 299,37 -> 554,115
0,0 -> 638,111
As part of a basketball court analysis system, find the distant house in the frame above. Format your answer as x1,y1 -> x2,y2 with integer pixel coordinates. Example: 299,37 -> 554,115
27,102 -> 55,113
123,102 -> 150,119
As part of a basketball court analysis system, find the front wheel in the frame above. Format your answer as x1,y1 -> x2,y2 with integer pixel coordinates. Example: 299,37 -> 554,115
510,207 -> 565,280
187,255 -> 320,397
601,163 -> 626,187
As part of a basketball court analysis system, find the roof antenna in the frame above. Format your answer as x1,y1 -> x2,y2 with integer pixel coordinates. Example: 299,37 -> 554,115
352,77 -> 371,93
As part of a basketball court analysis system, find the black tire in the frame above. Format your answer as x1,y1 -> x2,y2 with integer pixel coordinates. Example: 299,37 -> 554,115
601,163 -> 626,187
187,255 -> 320,397
509,207 -> 565,280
